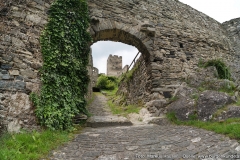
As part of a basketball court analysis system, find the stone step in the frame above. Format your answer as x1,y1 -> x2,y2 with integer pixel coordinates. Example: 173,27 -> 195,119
86,115 -> 133,128
144,116 -> 171,126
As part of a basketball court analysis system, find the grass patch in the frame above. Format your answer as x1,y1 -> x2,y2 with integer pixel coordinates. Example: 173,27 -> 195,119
235,98 -> 240,106
101,87 -> 118,97
0,128 -> 80,160
167,112 -> 240,140
190,93 -> 199,100
107,100 -> 141,117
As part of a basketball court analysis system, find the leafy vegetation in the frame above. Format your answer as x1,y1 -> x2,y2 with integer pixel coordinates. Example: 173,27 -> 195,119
167,112 -> 240,140
198,59 -> 231,80
107,100 -> 141,117
120,63 -> 139,83
96,75 -> 118,90
30,0 -> 91,130
0,129 -> 79,160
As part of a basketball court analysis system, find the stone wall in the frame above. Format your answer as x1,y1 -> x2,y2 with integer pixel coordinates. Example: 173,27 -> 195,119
222,18 -> 240,81
223,18 -> 240,56
1,0 -> 240,131
92,67 -> 98,87
0,0 -> 52,132
121,65 -> 128,75
107,54 -> 122,77
117,55 -> 151,105
86,49 -> 93,99
88,0 -> 240,102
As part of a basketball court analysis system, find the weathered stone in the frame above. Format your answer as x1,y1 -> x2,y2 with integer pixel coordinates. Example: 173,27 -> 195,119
15,63 -> 28,69
107,54 -> 122,77
9,92 -> 31,115
146,100 -> 167,109
217,105 -> 240,120
12,37 -> 25,48
2,54 -> 13,62
197,90 -> 234,121
1,64 -> 12,70
167,97 -> 196,121
26,14 -> 42,24
7,120 -> 21,133
2,74 -> 11,80
173,83 -> 198,98
17,50 -> 32,56
20,69 -> 37,79
9,70 -> 19,76
1,0 -> 240,133
92,67 -> 99,87
30,62 -> 42,70
0,81 -> 26,90
26,82 -> 40,93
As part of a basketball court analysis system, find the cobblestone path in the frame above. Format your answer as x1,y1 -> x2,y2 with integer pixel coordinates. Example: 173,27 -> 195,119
49,94 -> 240,160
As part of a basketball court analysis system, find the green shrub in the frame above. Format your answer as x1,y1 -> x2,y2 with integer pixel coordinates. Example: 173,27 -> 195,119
204,59 -> 231,80
96,75 -> 118,90
31,0 -> 91,130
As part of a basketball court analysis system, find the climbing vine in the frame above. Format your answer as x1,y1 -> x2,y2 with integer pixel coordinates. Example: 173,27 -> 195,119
31,0 -> 91,130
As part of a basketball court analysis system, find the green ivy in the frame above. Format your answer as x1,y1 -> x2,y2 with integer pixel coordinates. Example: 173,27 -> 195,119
204,59 -> 231,80
31,0 -> 91,130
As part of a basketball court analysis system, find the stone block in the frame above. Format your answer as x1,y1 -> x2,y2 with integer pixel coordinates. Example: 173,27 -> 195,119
16,76 -> 24,81
7,120 -> 21,133
12,37 -> 26,48
167,97 -> 196,121
1,64 -> 12,70
30,62 -> 42,70
0,81 -> 26,90
26,14 -> 42,24
2,74 -> 12,80
2,55 -> 13,62
9,93 -> 31,114
26,82 -> 40,92
20,69 -> 37,79
197,90 -> 233,121
9,70 -> 20,76
15,63 -> 28,69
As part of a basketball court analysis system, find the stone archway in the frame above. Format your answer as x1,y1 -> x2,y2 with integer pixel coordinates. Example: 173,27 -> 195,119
1,0 -> 240,132
89,26 -> 153,105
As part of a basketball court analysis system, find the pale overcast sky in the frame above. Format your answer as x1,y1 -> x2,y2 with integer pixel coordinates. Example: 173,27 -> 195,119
91,0 -> 240,74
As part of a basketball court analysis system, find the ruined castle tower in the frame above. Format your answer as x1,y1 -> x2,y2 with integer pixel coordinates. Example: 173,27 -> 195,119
107,55 -> 122,77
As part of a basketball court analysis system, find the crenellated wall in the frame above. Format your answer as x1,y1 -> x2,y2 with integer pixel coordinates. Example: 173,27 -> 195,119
0,0 -> 240,132
107,54 -> 122,77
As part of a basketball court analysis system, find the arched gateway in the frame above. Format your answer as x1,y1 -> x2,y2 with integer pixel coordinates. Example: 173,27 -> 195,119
0,0 -> 239,131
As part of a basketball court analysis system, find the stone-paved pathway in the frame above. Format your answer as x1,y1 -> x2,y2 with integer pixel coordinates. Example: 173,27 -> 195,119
48,94 -> 240,160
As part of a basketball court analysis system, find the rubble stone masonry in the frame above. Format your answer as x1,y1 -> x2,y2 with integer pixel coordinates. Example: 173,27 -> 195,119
0,0 -> 240,132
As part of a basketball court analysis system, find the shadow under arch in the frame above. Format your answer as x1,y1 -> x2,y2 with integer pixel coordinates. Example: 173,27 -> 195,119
90,28 -> 151,64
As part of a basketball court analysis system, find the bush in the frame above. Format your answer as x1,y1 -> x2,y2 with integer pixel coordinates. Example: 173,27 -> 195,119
203,59 -> 231,80
96,75 -> 118,90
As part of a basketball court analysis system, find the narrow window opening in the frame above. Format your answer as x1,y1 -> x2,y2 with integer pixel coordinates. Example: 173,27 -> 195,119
180,43 -> 184,48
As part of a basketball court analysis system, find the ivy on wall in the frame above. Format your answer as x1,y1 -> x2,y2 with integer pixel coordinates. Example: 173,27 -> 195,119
31,0 -> 91,130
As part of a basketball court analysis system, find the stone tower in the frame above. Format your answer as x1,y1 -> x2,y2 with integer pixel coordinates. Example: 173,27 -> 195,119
107,54 -> 122,77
